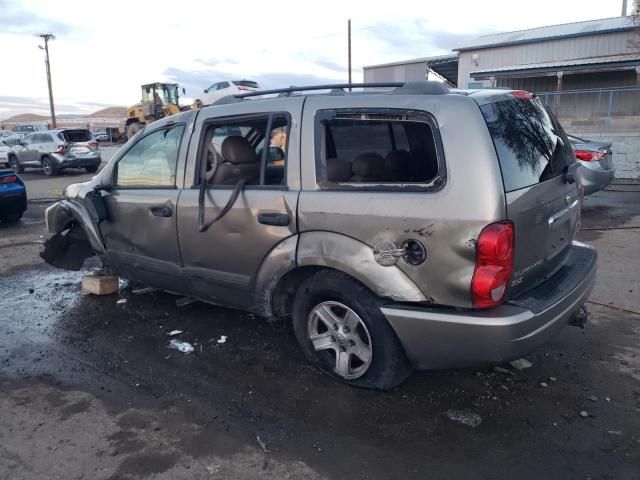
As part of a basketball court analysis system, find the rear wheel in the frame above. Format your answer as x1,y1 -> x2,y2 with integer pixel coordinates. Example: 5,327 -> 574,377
292,270 -> 412,390
8,155 -> 23,174
0,210 -> 23,222
126,122 -> 143,140
41,156 -> 57,176
85,165 -> 99,173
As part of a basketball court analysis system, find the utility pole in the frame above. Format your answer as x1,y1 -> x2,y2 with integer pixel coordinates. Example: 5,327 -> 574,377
348,19 -> 352,91
36,33 -> 56,128
622,0 -> 628,16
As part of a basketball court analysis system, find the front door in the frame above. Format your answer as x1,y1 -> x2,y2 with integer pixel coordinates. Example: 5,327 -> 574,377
18,134 -> 37,165
177,99 -> 303,309
100,123 -> 186,291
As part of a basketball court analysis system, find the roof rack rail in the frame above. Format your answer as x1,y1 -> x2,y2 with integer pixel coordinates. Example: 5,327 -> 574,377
210,81 -> 449,106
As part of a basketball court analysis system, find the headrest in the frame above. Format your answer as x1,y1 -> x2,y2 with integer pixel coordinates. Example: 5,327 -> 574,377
326,157 -> 352,182
351,152 -> 386,179
221,136 -> 258,164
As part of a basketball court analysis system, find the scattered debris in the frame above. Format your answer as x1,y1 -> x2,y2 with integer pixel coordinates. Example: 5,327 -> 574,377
579,410 -> 589,418
169,339 -> 194,354
446,409 -> 482,427
607,430 -> 623,436
256,435 -> 269,453
540,382 -> 549,388
588,395 -> 598,402
549,376 -> 557,382
217,335 -> 228,344
28,288 -> 34,294
494,366 -> 516,376
167,330 -> 183,336
605,397 -> 611,402
509,358 -> 533,370
82,273 -> 119,295
206,464 -> 222,475
116,298 -> 127,305
132,286 -> 156,294
176,297 -> 197,307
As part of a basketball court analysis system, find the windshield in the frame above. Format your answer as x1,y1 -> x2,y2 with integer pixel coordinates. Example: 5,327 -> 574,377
142,85 -> 179,105
14,125 -> 35,133
61,130 -> 92,142
480,97 -> 575,192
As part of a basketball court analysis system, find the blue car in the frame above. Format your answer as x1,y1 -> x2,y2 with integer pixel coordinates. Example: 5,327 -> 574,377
0,169 -> 27,222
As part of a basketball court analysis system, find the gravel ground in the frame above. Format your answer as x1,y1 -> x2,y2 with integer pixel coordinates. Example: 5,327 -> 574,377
0,185 -> 638,480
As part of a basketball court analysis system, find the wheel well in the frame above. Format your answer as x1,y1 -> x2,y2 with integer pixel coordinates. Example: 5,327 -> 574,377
270,266 -> 376,319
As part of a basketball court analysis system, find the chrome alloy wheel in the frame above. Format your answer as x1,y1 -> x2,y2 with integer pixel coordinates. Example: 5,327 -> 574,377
307,301 -> 373,380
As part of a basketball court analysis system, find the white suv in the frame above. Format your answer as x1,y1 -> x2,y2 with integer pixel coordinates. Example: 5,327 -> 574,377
198,79 -> 259,106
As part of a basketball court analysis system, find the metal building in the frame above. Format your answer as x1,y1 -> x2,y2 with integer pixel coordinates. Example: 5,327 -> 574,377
363,54 -> 459,86
455,16 -> 640,91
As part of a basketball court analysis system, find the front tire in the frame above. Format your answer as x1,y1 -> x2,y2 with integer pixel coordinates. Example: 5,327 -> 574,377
41,156 -> 57,176
292,270 -> 412,390
85,165 -> 99,173
8,155 -> 24,174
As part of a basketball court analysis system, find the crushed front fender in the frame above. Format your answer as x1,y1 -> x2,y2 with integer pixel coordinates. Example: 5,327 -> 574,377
45,199 -> 106,255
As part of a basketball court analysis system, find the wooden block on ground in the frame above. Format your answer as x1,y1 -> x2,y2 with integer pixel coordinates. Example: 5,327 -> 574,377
82,274 -> 119,295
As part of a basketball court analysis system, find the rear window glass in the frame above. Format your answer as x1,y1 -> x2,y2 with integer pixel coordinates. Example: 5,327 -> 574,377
61,130 -> 92,142
317,113 -> 440,185
232,80 -> 259,88
480,97 -> 575,192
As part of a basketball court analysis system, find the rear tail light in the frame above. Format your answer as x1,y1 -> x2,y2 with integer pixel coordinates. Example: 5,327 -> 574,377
89,141 -> 98,149
471,221 -> 515,309
511,90 -> 533,100
0,175 -> 17,184
55,145 -> 65,154
237,86 -> 250,91
574,149 -> 605,162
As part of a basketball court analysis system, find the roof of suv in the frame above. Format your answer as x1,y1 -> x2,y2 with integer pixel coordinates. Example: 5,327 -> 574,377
207,81 -> 521,108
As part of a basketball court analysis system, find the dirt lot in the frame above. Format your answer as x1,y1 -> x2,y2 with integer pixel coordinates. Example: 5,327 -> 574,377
0,182 -> 639,480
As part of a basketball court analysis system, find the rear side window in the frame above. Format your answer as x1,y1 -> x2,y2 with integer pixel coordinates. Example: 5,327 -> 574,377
61,130 -> 92,142
316,111 -> 442,187
480,97 -> 575,192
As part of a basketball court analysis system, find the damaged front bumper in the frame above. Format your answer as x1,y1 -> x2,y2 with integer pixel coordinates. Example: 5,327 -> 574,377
42,199 -> 106,270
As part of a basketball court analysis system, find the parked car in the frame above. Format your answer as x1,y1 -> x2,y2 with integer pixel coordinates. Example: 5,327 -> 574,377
566,134 -> 615,195
0,130 -> 21,147
8,128 -> 101,176
12,123 -> 46,139
0,168 -> 27,222
0,140 -> 11,167
198,79 -> 259,106
42,83 -> 596,389
94,131 -> 109,142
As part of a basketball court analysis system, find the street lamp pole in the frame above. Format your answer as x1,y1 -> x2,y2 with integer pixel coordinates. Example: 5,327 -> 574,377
36,33 -> 56,128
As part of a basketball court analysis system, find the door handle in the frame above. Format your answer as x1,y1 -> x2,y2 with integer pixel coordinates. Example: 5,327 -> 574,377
149,206 -> 172,217
258,212 -> 290,226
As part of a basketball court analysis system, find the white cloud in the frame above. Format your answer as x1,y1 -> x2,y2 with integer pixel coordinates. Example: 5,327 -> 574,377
0,0 -> 620,118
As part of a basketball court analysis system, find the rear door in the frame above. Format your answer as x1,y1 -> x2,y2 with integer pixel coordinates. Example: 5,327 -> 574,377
18,134 -> 37,165
479,95 -> 580,297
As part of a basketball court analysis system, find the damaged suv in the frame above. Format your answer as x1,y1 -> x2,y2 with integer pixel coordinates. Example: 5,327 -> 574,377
42,82 -> 597,390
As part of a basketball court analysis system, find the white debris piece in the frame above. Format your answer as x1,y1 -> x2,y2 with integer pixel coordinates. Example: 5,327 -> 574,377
579,410 -> 589,418
116,298 -> 127,304
256,435 -> 269,453
509,358 -> 533,370
167,330 -> 183,336
206,464 -> 222,475
169,339 -> 194,354
540,382 -> 549,388
217,335 -> 228,344
446,409 -> 482,427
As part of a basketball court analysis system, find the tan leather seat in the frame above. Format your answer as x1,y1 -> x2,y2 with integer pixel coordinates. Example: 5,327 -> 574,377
326,157 -> 352,182
211,136 -> 260,185
349,152 -> 387,182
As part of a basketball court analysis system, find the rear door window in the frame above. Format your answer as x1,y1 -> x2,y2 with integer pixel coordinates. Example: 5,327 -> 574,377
61,130 -> 92,142
480,97 -> 575,192
232,80 -> 259,88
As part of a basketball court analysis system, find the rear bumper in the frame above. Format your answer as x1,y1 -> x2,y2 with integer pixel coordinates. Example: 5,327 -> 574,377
383,244 -> 597,370
0,190 -> 27,214
578,161 -> 614,196
53,154 -> 102,168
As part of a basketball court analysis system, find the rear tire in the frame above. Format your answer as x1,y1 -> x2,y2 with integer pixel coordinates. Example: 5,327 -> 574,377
85,165 -> 99,173
8,155 -> 24,174
126,122 -> 143,140
41,156 -> 57,176
292,269 -> 412,390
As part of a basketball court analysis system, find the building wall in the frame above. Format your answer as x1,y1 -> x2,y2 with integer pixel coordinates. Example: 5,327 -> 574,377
458,30 -> 638,88
363,61 -> 427,83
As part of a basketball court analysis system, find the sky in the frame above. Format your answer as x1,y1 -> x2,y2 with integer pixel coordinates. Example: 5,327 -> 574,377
0,0 -> 626,119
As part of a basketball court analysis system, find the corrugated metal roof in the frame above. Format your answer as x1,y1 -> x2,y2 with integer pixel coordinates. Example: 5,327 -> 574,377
455,16 -> 636,51
471,53 -> 640,76
364,54 -> 457,70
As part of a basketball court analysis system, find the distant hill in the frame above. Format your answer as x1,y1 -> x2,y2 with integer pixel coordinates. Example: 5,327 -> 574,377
84,107 -> 127,118
4,113 -> 48,123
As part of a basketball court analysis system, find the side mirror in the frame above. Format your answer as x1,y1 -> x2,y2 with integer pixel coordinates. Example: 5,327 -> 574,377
182,87 -> 186,95
1,140 -> 7,146
203,89 -> 208,94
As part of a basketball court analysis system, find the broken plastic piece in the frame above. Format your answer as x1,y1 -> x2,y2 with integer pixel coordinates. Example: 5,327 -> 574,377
168,330 -> 183,336
446,409 -> 482,427
176,297 -> 197,307
169,339 -> 194,354
509,358 -> 532,370
116,298 -> 127,305
217,335 -> 228,344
